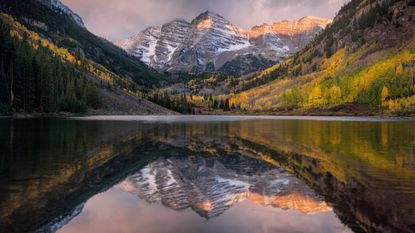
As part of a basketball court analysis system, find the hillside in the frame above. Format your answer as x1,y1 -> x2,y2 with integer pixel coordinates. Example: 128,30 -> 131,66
0,0 -> 173,115
0,0 -> 161,88
226,0 -> 415,115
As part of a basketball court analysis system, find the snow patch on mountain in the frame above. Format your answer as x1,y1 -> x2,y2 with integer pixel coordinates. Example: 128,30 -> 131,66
117,11 -> 330,75
217,40 -> 251,53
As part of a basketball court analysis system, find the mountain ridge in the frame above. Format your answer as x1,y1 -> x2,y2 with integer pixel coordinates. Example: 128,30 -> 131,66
37,0 -> 85,28
117,12 -> 331,76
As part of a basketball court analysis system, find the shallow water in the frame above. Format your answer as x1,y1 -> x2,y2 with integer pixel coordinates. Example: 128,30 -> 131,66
1,116 -> 414,233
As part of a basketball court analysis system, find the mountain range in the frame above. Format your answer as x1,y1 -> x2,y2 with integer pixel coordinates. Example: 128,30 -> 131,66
117,11 -> 331,75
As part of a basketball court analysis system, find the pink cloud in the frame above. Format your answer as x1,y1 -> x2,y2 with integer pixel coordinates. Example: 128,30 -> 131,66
62,0 -> 349,41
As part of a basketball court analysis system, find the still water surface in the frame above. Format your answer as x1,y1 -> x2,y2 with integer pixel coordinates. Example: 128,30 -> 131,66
1,116 -> 415,233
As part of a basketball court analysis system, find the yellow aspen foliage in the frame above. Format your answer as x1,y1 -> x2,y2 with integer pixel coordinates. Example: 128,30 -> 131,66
308,85 -> 324,106
321,48 -> 346,76
41,38 -> 49,47
31,32 -> 40,41
386,100 -> 399,110
395,64 -> 404,75
327,85 -> 342,106
239,92 -> 249,110
381,86 -> 389,105
10,31 -> 22,40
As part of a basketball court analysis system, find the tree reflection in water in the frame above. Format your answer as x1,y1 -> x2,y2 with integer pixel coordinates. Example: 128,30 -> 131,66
0,117 -> 414,233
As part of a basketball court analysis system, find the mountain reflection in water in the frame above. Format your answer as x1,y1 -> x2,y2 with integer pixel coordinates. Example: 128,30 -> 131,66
118,156 -> 331,218
1,116 -> 415,233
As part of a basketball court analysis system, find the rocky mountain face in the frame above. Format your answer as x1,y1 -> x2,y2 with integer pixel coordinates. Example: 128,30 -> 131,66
117,11 -> 331,75
37,0 -> 85,28
248,16 -> 331,59
117,155 -> 331,218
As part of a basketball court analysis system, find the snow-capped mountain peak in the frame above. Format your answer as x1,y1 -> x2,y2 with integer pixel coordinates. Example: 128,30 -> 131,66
195,12 -> 214,30
117,12 -> 330,75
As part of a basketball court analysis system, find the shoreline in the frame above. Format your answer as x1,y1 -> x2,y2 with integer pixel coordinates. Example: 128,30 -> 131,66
2,113 -> 415,122
0,111 -> 177,119
2,103 -> 414,119
1,103 -> 415,120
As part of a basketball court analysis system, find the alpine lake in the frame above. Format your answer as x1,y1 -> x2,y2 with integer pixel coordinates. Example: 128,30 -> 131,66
1,116 -> 415,233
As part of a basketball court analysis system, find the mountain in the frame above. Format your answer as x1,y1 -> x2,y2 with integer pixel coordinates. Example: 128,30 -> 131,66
37,0 -> 85,28
118,155 -> 331,218
0,0 -> 173,115
248,16 -> 331,59
117,11 -> 330,76
227,0 -> 415,115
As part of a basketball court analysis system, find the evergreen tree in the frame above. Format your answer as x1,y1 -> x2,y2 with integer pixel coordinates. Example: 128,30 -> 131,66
0,21 -> 102,114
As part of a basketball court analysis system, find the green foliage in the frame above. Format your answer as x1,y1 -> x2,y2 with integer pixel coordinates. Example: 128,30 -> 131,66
357,78 -> 387,106
281,87 -> 301,108
149,92 -> 194,114
203,97 -> 232,112
84,81 -> 102,109
237,63 -> 290,92
0,21 -> 101,113
0,0 -> 161,90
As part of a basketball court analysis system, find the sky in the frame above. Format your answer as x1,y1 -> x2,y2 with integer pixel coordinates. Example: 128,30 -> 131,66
62,0 -> 349,42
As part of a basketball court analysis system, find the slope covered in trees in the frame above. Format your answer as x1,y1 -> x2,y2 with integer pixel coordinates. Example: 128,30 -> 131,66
0,0 -> 175,115
0,0 -> 161,89
0,12 -> 172,115
227,0 -> 415,115
0,19 -> 100,113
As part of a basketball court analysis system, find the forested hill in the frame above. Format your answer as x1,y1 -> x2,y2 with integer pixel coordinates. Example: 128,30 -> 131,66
0,0 -> 161,88
227,0 -> 415,115
0,17 -> 102,113
0,1 -> 172,115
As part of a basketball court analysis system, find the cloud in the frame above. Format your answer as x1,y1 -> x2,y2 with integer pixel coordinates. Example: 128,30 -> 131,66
62,0 -> 349,41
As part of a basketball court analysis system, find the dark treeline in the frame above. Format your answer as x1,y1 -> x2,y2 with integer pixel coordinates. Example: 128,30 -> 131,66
149,92 -> 195,114
0,21 -> 101,114
202,93 -> 233,112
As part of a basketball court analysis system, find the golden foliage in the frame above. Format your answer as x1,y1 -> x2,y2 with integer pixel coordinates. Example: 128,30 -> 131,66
228,39 -> 415,112
381,86 -> 389,105
0,12 -> 144,95
327,85 -> 342,106
308,85 -> 324,106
